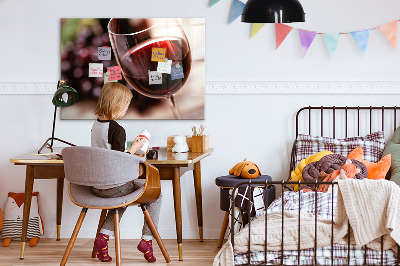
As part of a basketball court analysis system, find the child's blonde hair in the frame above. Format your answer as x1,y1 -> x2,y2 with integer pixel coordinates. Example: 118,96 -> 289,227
94,83 -> 133,120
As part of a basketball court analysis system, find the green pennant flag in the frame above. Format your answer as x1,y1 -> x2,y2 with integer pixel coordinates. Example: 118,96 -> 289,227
251,23 -> 266,38
209,0 -> 220,7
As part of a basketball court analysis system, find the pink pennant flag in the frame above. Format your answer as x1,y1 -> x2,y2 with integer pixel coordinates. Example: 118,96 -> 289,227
378,21 -> 398,50
275,23 -> 293,49
298,29 -> 317,58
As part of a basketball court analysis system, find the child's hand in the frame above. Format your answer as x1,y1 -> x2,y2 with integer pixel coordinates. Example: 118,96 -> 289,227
129,137 -> 147,155
134,148 -> 149,157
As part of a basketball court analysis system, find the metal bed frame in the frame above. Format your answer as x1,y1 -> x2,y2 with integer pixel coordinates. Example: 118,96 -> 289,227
230,106 -> 400,266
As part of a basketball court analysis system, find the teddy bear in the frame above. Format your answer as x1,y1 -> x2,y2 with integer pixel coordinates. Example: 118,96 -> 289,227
172,135 -> 189,153
229,159 -> 261,179
1,192 -> 44,247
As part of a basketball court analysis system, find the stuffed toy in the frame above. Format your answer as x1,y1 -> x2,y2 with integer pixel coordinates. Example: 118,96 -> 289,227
289,150 -> 333,191
229,159 -> 261,179
172,135 -> 189,153
1,192 -> 44,247
348,146 -> 391,180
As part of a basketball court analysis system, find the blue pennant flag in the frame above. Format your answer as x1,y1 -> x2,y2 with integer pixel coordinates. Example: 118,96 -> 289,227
351,29 -> 371,55
323,33 -> 341,58
229,0 -> 245,24
209,0 -> 220,7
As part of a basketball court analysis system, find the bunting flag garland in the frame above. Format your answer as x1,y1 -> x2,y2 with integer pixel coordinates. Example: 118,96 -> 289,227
229,0 -> 245,24
251,23 -> 266,38
209,0 -> 220,7
298,30 -> 317,58
378,21 -> 398,50
275,23 -> 293,49
351,29 -> 370,55
323,33 -> 341,58
208,3 -> 400,58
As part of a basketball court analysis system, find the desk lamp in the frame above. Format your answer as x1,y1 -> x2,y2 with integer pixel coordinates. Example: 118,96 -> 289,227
38,80 -> 79,154
241,0 -> 305,23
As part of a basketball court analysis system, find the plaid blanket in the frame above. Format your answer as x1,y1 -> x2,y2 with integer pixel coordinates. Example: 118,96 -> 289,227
234,191 -> 397,265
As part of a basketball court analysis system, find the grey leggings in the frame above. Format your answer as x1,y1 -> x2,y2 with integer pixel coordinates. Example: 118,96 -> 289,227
92,180 -> 162,240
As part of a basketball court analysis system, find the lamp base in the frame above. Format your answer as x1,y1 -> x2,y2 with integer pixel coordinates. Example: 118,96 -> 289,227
38,137 -> 76,154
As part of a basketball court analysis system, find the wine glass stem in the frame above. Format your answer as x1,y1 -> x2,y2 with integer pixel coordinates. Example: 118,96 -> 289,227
169,95 -> 182,119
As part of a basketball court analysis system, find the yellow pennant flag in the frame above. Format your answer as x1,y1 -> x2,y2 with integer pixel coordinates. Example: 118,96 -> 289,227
251,23 -> 266,38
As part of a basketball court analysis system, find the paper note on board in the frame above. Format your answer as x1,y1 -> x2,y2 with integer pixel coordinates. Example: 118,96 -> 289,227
107,66 -> 122,81
104,72 -> 117,84
89,63 -> 103,77
171,64 -> 184,80
157,60 -> 172,74
98,46 -> 111,60
149,71 -> 162,85
151,48 -> 166,62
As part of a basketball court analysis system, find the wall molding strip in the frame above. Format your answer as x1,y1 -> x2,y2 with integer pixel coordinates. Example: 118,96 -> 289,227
0,81 -> 399,95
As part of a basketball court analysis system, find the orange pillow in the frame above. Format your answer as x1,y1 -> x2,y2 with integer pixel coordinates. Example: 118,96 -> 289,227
347,146 -> 391,180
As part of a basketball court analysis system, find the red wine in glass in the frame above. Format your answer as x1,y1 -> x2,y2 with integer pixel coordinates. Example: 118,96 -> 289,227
121,37 -> 191,99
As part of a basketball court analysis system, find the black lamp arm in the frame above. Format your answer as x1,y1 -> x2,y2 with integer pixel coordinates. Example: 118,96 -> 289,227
38,137 -> 76,154
38,104 -> 75,154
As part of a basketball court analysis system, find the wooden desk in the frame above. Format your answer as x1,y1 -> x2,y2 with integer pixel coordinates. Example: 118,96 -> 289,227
10,147 -> 213,261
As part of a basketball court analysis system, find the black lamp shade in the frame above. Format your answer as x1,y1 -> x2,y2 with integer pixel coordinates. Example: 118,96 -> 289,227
52,84 -> 79,107
241,0 -> 305,23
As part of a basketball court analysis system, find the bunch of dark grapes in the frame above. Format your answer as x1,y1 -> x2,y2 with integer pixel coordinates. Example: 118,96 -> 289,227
61,19 -> 161,114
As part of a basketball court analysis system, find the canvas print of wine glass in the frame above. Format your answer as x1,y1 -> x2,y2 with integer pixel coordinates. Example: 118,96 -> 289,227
60,18 -> 205,120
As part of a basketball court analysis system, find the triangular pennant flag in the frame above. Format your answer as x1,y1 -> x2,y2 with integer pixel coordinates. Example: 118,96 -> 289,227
251,23 -> 266,38
323,33 -> 341,58
351,29 -> 370,55
209,0 -> 220,7
229,0 -> 245,24
298,29 -> 317,58
378,21 -> 397,50
275,23 -> 293,49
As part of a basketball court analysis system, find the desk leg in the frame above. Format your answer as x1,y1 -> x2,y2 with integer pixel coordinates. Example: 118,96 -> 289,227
193,161 -> 203,242
56,178 -> 64,241
172,167 -> 183,261
20,165 -> 34,259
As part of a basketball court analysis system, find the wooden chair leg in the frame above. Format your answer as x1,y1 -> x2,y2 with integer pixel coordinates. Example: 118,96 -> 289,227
60,208 -> 88,266
217,211 -> 230,248
114,210 -> 121,266
141,205 -> 171,263
91,209 -> 108,258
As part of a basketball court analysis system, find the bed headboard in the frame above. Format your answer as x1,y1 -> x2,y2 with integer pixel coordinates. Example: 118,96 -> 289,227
290,106 -> 400,179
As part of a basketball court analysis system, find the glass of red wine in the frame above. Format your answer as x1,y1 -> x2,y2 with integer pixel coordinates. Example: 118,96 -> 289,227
108,18 -> 192,119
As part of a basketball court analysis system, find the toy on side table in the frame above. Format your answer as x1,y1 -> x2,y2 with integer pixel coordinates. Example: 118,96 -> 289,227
1,192 -> 44,247
229,159 -> 261,179
172,135 -> 189,153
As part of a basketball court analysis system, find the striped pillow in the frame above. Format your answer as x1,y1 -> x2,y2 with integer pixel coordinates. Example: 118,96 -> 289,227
294,131 -> 385,167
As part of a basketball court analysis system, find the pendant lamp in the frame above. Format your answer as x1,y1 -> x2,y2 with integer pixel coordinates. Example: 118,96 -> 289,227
38,80 -> 79,154
241,0 -> 305,23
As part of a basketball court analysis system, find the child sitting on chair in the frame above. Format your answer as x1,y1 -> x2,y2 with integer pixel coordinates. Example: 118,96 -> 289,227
91,82 -> 162,263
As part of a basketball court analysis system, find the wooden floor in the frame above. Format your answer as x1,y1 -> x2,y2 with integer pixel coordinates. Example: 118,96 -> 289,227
0,239 -> 221,265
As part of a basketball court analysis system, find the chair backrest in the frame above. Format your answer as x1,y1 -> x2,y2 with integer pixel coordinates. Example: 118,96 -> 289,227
62,146 -> 145,187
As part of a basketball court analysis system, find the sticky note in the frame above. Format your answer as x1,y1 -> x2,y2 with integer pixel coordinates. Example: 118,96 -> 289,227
149,71 -> 162,85
171,64 -> 184,80
98,46 -> 111,60
157,60 -> 172,74
89,63 -> 103,77
107,66 -> 122,81
104,72 -> 117,84
151,48 -> 166,62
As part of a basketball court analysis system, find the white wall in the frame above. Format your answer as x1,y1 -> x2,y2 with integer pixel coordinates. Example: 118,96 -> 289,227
1,0 -> 400,240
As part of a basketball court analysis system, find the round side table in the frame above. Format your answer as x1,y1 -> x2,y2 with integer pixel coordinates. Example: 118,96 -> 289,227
215,175 -> 275,248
